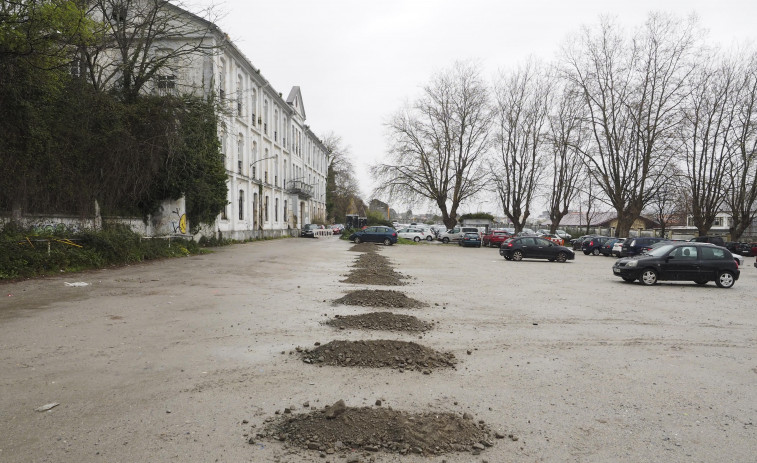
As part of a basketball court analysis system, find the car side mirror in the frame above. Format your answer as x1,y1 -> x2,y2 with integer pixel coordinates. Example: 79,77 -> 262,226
666,255 -> 675,261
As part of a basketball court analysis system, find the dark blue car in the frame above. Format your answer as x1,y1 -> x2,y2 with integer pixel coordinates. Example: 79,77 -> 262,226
349,226 -> 398,245
458,232 -> 482,247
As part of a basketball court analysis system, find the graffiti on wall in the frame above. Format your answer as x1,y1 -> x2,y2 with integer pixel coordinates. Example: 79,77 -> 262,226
170,209 -> 187,234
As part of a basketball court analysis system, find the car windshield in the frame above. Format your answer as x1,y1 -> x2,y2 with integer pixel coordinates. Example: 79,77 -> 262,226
464,233 -> 478,238
645,244 -> 676,257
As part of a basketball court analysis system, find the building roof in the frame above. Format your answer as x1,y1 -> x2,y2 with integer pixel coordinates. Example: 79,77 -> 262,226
286,86 -> 306,119
559,211 -> 659,228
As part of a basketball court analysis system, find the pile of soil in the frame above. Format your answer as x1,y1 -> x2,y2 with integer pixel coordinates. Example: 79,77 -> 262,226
348,243 -> 378,252
333,289 -> 426,308
352,252 -> 391,269
325,312 -> 432,332
259,402 -> 494,456
341,267 -> 406,286
301,340 -> 456,372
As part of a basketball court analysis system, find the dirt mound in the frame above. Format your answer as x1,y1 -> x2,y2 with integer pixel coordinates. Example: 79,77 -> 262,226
333,289 -> 425,308
325,312 -> 432,332
301,340 -> 456,372
352,252 -> 391,269
259,403 -> 494,456
341,267 -> 405,286
348,242 -> 379,252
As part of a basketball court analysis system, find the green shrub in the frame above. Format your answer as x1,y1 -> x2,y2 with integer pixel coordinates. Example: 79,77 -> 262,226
0,224 -> 202,280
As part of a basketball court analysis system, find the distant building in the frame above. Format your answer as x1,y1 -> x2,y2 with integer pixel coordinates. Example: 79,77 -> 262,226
558,211 -> 659,237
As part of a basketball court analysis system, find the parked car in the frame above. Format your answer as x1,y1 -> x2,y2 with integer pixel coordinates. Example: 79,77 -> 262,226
571,235 -> 592,250
612,242 -> 740,288
482,230 -> 512,247
499,236 -> 575,262
737,242 -> 755,256
438,227 -> 480,243
556,230 -> 572,240
536,229 -> 550,236
396,227 -> 428,242
349,226 -> 398,245
690,235 -> 725,246
582,236 -> 611,255
331,224 -> 344,235
301,223 -> 319,238
600,238 -> 622,256
611,238 -> 626,257
620,237 -> 666,257
458,232 -> 482,248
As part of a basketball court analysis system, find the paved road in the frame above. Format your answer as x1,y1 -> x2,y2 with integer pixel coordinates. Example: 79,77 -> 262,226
1,237 -> 756,462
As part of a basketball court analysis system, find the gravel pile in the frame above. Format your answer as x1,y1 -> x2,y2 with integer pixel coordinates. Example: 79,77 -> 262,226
333,289 -> 426,308
258,401 -> 495,456
300,340 -> 456,372
325,312 -> 432,332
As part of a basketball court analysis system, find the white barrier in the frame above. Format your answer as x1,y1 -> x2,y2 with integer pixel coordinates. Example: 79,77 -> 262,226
313,229 -> 333,237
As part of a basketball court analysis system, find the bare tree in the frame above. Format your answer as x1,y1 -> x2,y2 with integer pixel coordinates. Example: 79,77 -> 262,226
562,13 -> 698,237
725,49 -> 757,241
545,85 -> 587,233
678,54 -> 737,236
81,0 -> 219,102
491,60 -> 551,233
372,61 -> 492,229
646,166 -> 686,238
321,131 -> 362,223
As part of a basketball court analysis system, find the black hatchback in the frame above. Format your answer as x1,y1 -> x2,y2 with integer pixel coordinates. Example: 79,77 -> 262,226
612,243 -> 740,288
500,237 -> 575,262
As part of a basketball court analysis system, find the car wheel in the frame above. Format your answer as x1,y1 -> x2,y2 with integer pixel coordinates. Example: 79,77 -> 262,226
556,252 -> 568,263
413,236 -> 421,242
426,235 -> 433,241
694,279 -> 708,285
639,269 -> 657,286
592,248 -> 600,256
622,276 -> 635,283
478,243 -> 481,248
512,250 -> 523,261
354,237 -> 361,244
442,237 -> 449,244
383,238 -> 392,246
715,271 -> 735,288
583,250 -> 590,255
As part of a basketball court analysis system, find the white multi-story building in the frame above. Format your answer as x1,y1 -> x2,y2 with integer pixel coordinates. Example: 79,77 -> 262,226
149,5 -> 329,240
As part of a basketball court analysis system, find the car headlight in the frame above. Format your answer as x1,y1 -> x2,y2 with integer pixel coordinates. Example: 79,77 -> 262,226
625,260 -> 638,267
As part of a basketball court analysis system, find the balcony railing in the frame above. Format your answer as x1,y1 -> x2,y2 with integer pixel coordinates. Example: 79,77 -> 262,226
286,180 -> 313,199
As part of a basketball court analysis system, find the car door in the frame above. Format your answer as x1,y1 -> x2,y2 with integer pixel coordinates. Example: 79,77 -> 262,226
364,226 -> 379,242
518,237 -> 536,257
664,245 -> 700,280
532,237 -> 553,258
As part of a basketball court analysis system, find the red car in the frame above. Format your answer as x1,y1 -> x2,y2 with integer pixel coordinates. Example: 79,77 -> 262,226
482,230 -> 512,248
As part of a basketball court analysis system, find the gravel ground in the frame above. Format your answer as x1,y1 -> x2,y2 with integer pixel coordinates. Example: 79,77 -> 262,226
1,236 -> 756,462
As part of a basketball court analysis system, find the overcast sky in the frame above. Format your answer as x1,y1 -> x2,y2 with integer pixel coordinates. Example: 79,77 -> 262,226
191,0 -> 756,216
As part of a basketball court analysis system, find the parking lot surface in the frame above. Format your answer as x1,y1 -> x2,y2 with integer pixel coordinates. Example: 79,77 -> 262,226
1,237 -> 755,462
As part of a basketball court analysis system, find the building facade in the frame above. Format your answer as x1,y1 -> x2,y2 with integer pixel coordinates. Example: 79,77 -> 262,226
150,6 -> 328,240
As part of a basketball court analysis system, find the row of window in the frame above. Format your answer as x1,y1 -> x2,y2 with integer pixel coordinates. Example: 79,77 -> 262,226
224,191 -> 287,223
218,60 -> 327,167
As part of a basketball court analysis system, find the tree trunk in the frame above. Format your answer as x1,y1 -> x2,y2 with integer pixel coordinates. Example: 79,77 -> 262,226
549,210 -> 568,234
729,212 -> 754,241
614,210 -> 639,238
